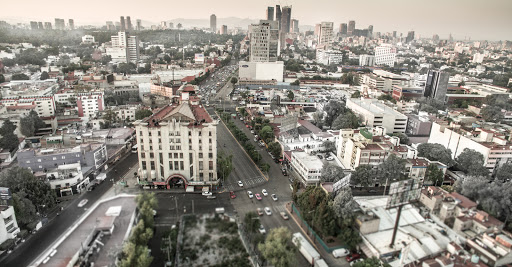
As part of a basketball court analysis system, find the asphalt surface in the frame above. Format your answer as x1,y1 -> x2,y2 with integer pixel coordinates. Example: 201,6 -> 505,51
0,153 -> 138,267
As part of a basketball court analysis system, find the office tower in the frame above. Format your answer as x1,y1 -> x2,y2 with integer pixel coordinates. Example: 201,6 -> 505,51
136,19 -> 142,31
406,31 -> 415,43
210,14 -> 217,33
280,6 -> 292,33
317,22 -> 334,49
177,23 -> 182,30
126,16 -> 132,31
291,19 -> 299,33
68,19 -> 74,30
359,54 -> 375,66
392,31 -> 397,38
220,25 -> 228,35
249,20 -> 279,62
44,22 -> 52,30
106,21 -> 115,30
120,16 -> 126,31
38,22 -> 43,30
275,5 -> 282,30
424,70 -> 449,102
368,25 -> 373,37
169,22 -> 174,29
375,44 -> 396,67
54,18 -> 65,30
106,32 -> 139,63
348,20 -> 355,35
161,21 -> 167,29
267,6 -> 274,21
339,23 -> 347,34
433,34 -> 440,42
30,21 -> 38,30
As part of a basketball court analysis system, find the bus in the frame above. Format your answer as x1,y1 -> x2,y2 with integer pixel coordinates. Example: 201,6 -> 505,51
131,144 -> 138,153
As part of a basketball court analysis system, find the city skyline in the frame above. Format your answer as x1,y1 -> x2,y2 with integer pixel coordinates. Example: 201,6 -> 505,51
1,0 -> 511,41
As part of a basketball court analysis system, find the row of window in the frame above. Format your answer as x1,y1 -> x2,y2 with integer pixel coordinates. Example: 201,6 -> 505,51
25,154 -> 81,164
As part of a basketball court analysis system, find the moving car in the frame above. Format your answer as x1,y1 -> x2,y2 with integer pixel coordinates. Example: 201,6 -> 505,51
229,191 -> 236,199
257,208 -> 264,216
264,207 -> 272,215
78,199 -> 88,207
280,212 -> 289,220
258,224 -> 266,234
202,191 -> 212,196
247,191 -> 254,199
271,194 -> 278,201
262,189 -> 268,196
255,193 -> 262,200
238,181 -> 244,187
332,248 -> 350,258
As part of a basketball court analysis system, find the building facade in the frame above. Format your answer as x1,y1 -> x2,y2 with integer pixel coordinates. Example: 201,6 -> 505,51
266,6 -> 274,21
316,22 -> 334,49
106,32 -> 139,63
210,14 -> 216,33
424,70 -> 449,102
347,98 -> 408,134
249,20 -> 280,63
0,205 -> 20,245
375,44 -> 396,67
316,50 -> 343,65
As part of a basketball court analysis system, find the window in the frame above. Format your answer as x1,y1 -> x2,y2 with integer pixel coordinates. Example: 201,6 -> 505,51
209,153 -> 213,158
180,161 -> 184,170
199,131 -> 202,136
142,161 -> 147,170
150,153 -> 154,158
199,153 -> 203,158
209,139 -> 212,144
53,157 -> 57,160
199,162 -> 203,170
188,131 -> 191,136
180,153 -> 184,159
174,153 -> 178,158
209,173 -> 213,179
209,161 -> 214,169
189,153 -> 193,163
62,156 -> 66,159
26,160 -> 30,164
199,173 -> 204,181
209,131 -> 212,136
150,161 -> 155,170
37,159 -> 41,162
168,153 -> 172,159
176,145 -> 181,150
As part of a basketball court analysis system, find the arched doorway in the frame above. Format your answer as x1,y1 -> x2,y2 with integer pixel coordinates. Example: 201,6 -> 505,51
165,174 -> 189,190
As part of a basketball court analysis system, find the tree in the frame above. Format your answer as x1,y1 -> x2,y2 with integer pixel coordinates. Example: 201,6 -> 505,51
117,62 -> 137,74
391,133 -> 409,145
456,148 -> 489,177
230,77 -> 238,84
244,211 -> 260,233
351,165 -> 375,187
0,119 -> 20,151
135,109 -> 153,120
481,106 -> 504,123
460,176 -> 489,200
259,126 -> 273,143
268,142 -> 282,158
425,164 -> 444,186
287,90 -> 295,101
0,74 -> 5,83
378,154 -> 407,184
102,108 -> 118,127
352,257 -> 391,267
332,187 -> 357,219
120,241 -> 153,267
258,227 -> 297,267
312,111 -> 324,127
11,73 -> 30,80
40,71 -> 49,80
19,116 -> 35,137
323,100 -> 347,127
129,220 -> 153,245
322,140 -> 336,153
321,165 -> 345,182
351,91 -> 361,98
11,192 -> 37,227
217,152 -> 233,181
417,143 -> 455,167
331,112 -> 359,130
496,163 -> 512,182
291,79 -> 300,86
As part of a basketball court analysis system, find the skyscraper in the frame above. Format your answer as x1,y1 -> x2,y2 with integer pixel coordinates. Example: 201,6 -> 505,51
120,16 -> 126,31
38,22 -> 43,30
136,19 -> 142,31
393,31 -> 397,38
375,44 -> 396,67
249,20 -> 279,62
44,22 -> 52,30
126,16 -> 132,31
220,25 -> 228,35
106,21 -> 115,31
106,32 -> 140,63
317,22 -> 334,49
210,14 -> 217,33
30,21 -> 38,30
275,5 -> 282,30
368,25 -> 373,37
280,6 -> 292,33
68,19 -> 74,30
348,20 -> 355,35
339,23 -> 347,34
291,19 -> 299,33
267,6 -> 274,21
424,70 -> 449,102
54,18 -> 65,30
406,31 -> 415,43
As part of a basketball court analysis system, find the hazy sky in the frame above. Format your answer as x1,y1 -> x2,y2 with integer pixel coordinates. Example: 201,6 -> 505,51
2,0 -> 511,41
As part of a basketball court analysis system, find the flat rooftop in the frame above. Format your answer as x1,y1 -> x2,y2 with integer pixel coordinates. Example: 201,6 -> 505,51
348,98 -> 407,119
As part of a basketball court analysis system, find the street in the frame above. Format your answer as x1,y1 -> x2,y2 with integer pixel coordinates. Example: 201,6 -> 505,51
0,153 -> 138,267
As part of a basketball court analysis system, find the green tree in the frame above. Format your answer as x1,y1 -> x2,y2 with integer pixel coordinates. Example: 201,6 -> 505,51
496,163 -> 512,182
0,74 -> 5,83
40,71 -> 49,80
135,109 -> 153,120
102,108 -> 118,127
12,73 -> 30,80
11,192 -> 38,227
351,165 -> 375,187
117,62 -> 137,74
456,148 -> 489,177
378,154 -> 407,183
332,187 -> 357,219
287,90 -> 295,101
268,142 -> 282,158
129,220 -> 153,245
243,211 -> 260,233
391,133 -> 409,145
0,119 -> 20,151
425,164 -> 444,186
258,227 -> 297,267
417,143 -> 455,167
259,125 -> 273,143
352,257 -> 390,267
230,77 -> 238,84
323,100 -> 346,127
119,241 -> 153,267
291,79 -> 300,86
217,151 -> 233,181
100,55 -> 112,65
19,110 -> 45,137
331,111 -> 359,130
337,217 -> 362,251
320,164 -> 345,182
322,140 -> 336,153
351,91 -> 361,98
481,106 -> 504,123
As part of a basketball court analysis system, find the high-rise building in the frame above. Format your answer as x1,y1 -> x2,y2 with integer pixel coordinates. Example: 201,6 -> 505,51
68,19 -> 74,30
375,44 -> 396,67
126,16 -> 132,31
44,22 -> 52,30
406,31 -> 415,43
210,14 -> 217,33
220,25 -> 228,35
120,16 -> 126,31
359,54 -> 375,66
275,5 -> 282,30
280,6 -> 292,33
291,19 -> 299,33
169,22 -> 174,29
368,25 -> 373,37
348,20 -> 355,35
161,21 -> 167,29
136,19 -> 142,31
339,23 -> 348,34
393,31 -> 397,38
38,22 -> 43,30
249,20 -> 280,62
54,18 -> 65,30
267,6 -> 274,21
106,21 -> 115,31
433,34 -> 440,42
134,86 -> 219,188
106,32 -> 139,63
317,22 -> 334,49
30,21 -> 38,30
424,70 -> 449,102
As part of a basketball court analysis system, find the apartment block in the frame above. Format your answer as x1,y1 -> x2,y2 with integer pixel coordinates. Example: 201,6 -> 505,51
0,205 -> 20,245
346,98 -> 408,134
375,44 -> 396,67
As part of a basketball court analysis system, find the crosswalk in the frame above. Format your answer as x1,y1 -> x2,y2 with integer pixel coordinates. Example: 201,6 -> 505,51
223,175 -> 267,192
273,204 -> 287,214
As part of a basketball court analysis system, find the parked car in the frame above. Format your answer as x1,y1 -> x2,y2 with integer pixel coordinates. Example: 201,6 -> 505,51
262,189 -> 268,196
350,259 -> 364,266
332,248 -> 350,258
258,224 -> 266,234
280,212 -> 289,220
229,191 -> 236,199
247,191 -> 254,199
206,195 -> 216,199
264,207 -> 272,215
346,253 -> 361,262
255,193 -> 262,200
317,154 -> 323,159
257,208 -> 264,216
238,181 -> 244,187
202,191 -> 212,196
271,194 -> 278,201
78,199 -> 88,207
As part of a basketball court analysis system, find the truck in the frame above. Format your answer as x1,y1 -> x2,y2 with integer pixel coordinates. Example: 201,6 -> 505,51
96,172 -> 107,183
292,232 -> 321,265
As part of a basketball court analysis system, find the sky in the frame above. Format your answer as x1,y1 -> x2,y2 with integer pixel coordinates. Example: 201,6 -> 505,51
1,0 -> 511,41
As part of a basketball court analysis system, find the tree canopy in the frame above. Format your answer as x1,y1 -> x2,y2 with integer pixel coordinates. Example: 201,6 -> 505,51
320,164 -> 345,183
417,143 -> 455,167
0,119 -> 20,151
425,164 -> 445,186
455,148 -> 489,177
19,110 -> 46,137
350,165 -> 376,187
258,227 -> 297,267
135,109 -> 153,120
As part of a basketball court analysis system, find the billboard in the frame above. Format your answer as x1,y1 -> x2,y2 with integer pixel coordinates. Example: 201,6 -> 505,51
386,179 -> 421,209
194,53 -> 205,63
280,114 -> 298,133
0,187 -> 12,201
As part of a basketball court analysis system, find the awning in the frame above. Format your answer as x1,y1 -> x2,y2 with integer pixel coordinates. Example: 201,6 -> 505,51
202,186 -> 209,192
153,182 -> 166,186
186,186 -> 195,192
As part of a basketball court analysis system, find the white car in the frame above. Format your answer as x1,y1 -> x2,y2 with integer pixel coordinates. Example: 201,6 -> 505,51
247,191 -> 254,199
259,224 -> 266,234
202,191 -> 212,196
262,189 -> 268,196
271,194 -> 278,201
264,207 -> 272,215
326,156 -> 334,161
350,259 -> 364,266
78,199 -> 88,207
238,181 -> 244,187
332,248 -> 350,258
